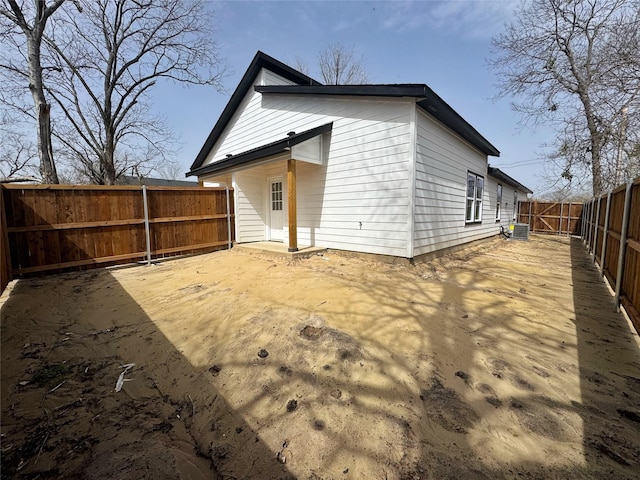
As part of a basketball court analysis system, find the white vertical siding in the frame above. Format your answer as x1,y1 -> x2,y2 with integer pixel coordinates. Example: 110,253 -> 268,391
407,102 -> 418,258
311,104 -> 412,256
261,69 -> 296,87
198,68 -> 511,258
486,177 -> 529,225
199,67 -> 414,256
485,175 -> 501,225
234,168 -> 267,243
413,110 -> 498,257
294,160 -> 326,248
484,175 -> 507,228
202,69 -> 301,166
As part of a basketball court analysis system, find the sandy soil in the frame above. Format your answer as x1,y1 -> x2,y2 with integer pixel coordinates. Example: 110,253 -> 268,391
1,235 -> 640,480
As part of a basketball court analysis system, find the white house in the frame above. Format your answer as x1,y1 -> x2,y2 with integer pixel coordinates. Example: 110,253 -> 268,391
187,51 -> 532,260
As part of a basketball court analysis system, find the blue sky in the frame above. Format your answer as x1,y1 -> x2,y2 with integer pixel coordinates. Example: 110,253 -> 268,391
155,0 -> 556,195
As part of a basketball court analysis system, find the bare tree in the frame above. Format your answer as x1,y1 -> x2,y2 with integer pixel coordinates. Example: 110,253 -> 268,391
0,134 -> 36,180
0,111 -> 38,181
43,0 -> 225,184
0,0 -> 75,183
317,43 -> 369,85
491,0 -> 640,195
293,56 -> 311,77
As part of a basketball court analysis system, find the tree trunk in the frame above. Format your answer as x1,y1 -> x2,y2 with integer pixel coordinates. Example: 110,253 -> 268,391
585,121 -> 604,196
102,129 -> 117,185
579,91 -> 603,197
27,31 -> 59,184
37,103 -> 58,183
590,141 -> 603,197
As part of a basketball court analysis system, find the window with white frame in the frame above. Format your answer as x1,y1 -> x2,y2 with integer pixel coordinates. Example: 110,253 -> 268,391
513,191 -> 518,220
466,172 -> 484,223
496,184 -> 502,221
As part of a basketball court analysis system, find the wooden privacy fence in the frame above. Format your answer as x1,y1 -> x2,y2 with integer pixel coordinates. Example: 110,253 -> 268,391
517,201 -> 583,235
0,184 -> 235,285
581,176 -> 640,333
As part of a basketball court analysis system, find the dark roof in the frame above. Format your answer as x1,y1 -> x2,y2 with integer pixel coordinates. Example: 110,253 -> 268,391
189,51 -> 321,172
257,84 -> 431,97
255,84 -> 500,157
488,166 -> 533,194
187,123 -> 333,177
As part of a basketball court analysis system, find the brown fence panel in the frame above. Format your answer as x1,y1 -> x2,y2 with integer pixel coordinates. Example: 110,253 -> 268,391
595,195 -> 609,260
146,187 -> 234,256
518,201 -> 583,235
620,180 -> 640,332
601,185 -> 627,285
582,177 -> 640,334
2,185 -> 234,278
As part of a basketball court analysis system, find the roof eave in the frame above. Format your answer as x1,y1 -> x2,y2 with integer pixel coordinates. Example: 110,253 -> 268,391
255,84 -> 429,98
488,166 -> 533,194
416,99 -> 500,157
254,84 -> 500,157
187,122 -> 333,178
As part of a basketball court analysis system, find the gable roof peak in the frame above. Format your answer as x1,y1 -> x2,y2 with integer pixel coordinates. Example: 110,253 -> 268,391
189,51 -> 321,171
251,51 -> 322,86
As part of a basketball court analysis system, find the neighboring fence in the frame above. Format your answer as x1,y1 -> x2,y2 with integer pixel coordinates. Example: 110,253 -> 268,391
517,201 -> 583,235
581,176 -> 640,333
1,184 -> 234,283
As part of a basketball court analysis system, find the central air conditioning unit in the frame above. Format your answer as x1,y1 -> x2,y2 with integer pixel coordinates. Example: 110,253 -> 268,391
509,223 -> 530,241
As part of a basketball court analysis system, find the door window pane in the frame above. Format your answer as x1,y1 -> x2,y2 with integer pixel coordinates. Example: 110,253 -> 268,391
271,181 -> 282,211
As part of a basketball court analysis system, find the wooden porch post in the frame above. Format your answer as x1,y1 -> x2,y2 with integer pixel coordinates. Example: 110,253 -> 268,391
287,158 -> 298,252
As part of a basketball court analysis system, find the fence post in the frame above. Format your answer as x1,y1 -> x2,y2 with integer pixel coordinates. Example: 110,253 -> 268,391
558,202 -> 563,236
528,201 -> 533,231
614,182 -> 633,312
567,202 -> 572,235
225,186 -> 232,249
592,196 -> 601,262
587,199 -> 596,252
142,186 -> 152,265
599,193 -> 612,278
581,201 -> 587,240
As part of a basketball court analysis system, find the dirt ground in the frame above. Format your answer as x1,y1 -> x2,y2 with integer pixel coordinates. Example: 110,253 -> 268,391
1,235 -> 640,480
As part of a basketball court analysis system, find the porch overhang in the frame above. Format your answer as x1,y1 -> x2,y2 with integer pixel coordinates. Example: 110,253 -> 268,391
186,122 -> 333,178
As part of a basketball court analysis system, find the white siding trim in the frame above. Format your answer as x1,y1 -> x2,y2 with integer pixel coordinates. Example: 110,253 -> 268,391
407,102 -> 417,258
231,172 -> 240,243
234,168 -> 269,243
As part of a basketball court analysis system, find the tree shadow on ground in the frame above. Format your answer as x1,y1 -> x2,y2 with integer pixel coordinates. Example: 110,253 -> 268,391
570,236 -> 640,478
0,267 -> 294,480
192,235 -> 640,479
2,236 -> 640,480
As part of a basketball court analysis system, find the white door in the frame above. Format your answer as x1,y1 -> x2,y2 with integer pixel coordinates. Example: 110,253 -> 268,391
268,178 -> 283,241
